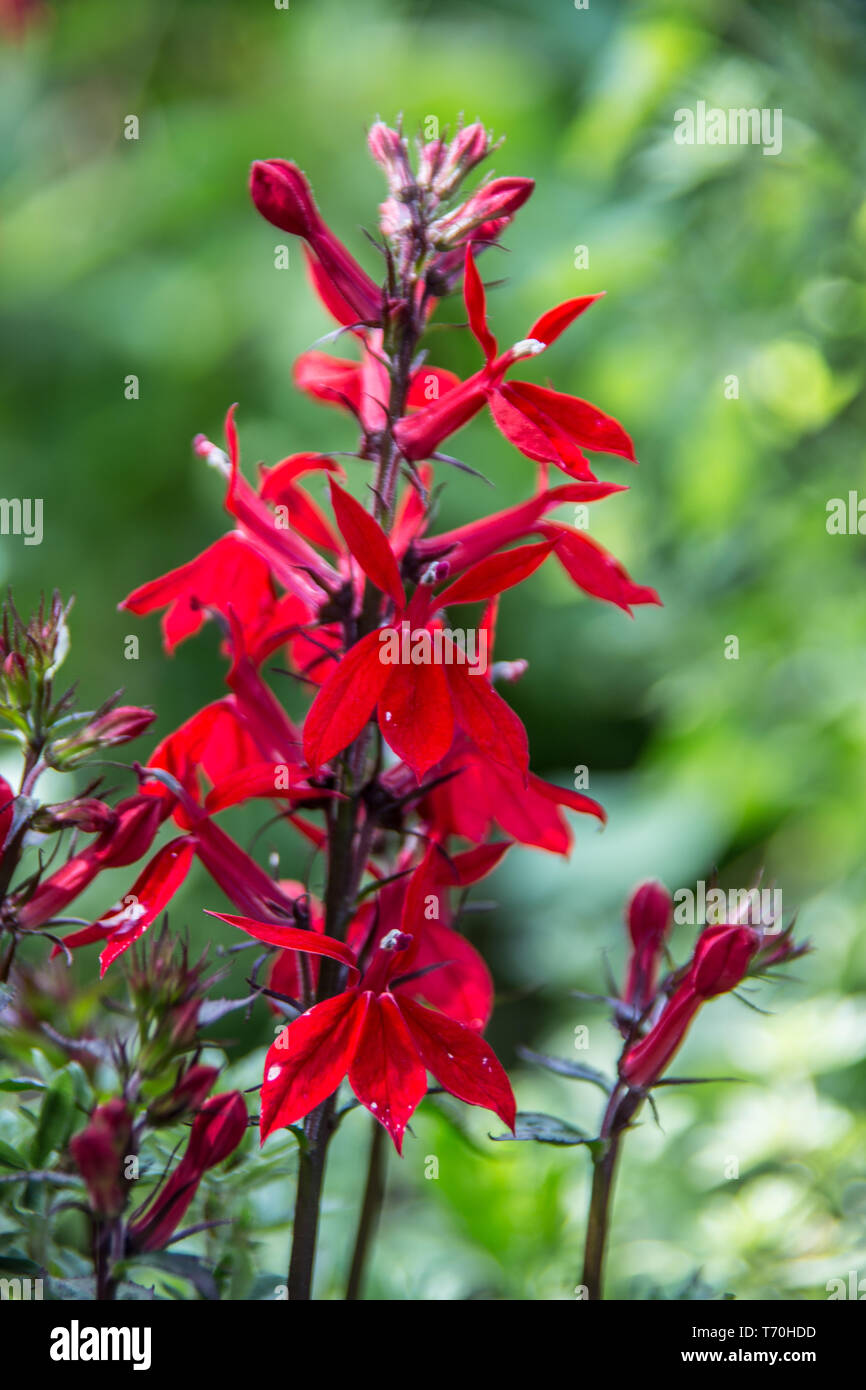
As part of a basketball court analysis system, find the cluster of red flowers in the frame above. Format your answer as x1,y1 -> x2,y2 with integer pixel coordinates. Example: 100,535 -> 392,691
63,122 -> 661,1152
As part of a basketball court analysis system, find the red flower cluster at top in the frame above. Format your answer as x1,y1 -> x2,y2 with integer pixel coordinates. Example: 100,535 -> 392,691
61,122 -> 661,1151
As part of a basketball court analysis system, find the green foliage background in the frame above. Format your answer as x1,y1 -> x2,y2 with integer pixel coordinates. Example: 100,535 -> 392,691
1,0 -> 865,1299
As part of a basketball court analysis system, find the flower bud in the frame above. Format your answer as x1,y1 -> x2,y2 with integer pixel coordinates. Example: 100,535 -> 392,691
431,177 -> 534,248
70,1099 -> 132,1219
185,1091 -> 249,1169
368,123 -> 413,192
96,794 -> 163,868
622,879 -> 672,1015
81,705 -> 157,747
379,196 -> 412,241
166,996 -> 202,1051
417,139 -> 446,190
53,705 -> 156,766
620,924 -> 759,1090
34,797 -> 117,835
127,1092 -> 247,1254
249,158 -> 319,238
432,123 -> 490,197
147,1063 -> 220,1127
250,159 -> 383,324
690,924 -> 760,998
3,651 -> 30,710
0,776 -> 14,860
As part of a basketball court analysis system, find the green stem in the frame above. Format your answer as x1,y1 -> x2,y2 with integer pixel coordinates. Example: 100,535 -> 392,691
287,1096 -> 335,1301
580,1085 -> 643,1299
345,1116 -> 387,1300
581,1133 -> 622,1300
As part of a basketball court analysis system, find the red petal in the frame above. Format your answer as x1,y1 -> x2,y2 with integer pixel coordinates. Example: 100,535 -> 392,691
463,245 -> 497,362
437,539 -> 557,606
546,525 -> 662,613
329,480 -> 406,607
412,481 -> 625,573
121,534 -> 276,655
492,386 -> 596,479
389,463 -> 434,559
397,921 -> 494,1031
527,294 -> 604,348
260,459 -> 344,553
506,381 -> 636,463
192,817 -> 298,921
293,351 -> 363,413
449,840 -> 512,884
378,658 -> 454,779
204,911 -> 359,976
303,246 -> 363,329
348,993 -> 428,1153
260,991 -> 367,1141
446,662 -> 528,778
303,630 -> 389,771
406,366 -> 461,410
529,773 -> 606,824
399,997 -> 515,1129
477,763 -> 573,854
96,838 -> 196,975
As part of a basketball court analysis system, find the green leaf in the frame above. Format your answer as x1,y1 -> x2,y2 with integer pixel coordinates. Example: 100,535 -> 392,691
0,1251 -> 43,1276
517,1047 -> 612,1092
491,1111 -> 597,1146
135,1251 -> 219,1300
30,1070 -> 78,1166
0,1139 -> 28,1170
0,1078 -> 47,1093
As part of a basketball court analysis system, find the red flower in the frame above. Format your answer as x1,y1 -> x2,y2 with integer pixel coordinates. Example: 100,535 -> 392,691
393,247 -> 623,476
302,604 -> 530,782
620,924 -> 759,1089
57,836 -> 196,974
268,842 -> 506,1030
209,914 -> 515,1153
122,532 -> 281,655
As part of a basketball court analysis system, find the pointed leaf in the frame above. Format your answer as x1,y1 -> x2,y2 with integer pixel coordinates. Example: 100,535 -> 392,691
517,1048 -> 611,1092
490,1111 -> 592,1145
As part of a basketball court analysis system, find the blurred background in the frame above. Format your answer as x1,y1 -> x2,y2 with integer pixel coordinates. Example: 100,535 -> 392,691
2,0 -> 866,1299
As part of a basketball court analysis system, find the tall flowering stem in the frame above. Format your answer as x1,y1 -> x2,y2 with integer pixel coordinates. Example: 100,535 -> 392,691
569,884 -> 807,1298
76,117 -> 662,1300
